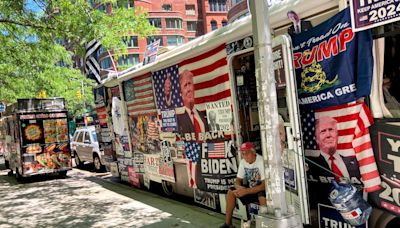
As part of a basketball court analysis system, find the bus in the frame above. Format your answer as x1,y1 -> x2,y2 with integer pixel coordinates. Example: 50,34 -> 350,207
91,0 -> 400,227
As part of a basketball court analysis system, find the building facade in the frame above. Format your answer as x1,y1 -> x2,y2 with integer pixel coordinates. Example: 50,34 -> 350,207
96,0 -> 228,75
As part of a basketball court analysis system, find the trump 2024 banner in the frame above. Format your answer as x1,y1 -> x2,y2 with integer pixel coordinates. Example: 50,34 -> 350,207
291,8 -> 373,110
350,0 -> 400,32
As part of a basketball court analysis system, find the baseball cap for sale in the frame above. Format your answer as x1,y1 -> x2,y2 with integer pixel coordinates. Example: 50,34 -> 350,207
240,142 -> 255,151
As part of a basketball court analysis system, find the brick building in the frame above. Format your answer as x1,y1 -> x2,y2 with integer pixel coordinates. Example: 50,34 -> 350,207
96,0 -> 228,75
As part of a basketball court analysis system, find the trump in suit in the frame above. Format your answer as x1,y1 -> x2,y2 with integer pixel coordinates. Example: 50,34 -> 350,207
176,70 -> 209,137
307,116 -> 361,181
287,10 -> 313,36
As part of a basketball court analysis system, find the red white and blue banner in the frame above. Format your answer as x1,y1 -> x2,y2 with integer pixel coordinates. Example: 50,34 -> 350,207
291,8 -> 373,110
350,0 -> 400,32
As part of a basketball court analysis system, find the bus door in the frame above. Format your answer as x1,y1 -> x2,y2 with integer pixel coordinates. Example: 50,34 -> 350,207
228,35 -> 310,224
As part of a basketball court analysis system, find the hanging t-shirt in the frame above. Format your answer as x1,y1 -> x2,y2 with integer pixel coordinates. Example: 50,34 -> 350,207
112,97 -> 125,135
237,154 -> 265,188
291,8 -> 373,110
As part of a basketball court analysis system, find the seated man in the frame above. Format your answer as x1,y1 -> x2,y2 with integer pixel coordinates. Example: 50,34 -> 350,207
220,142 -> 266,228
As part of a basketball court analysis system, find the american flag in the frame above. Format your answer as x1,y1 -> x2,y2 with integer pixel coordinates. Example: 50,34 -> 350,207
177,44 -> 230,109
152,65 -> 182,110
85,39 -> 102,84
185,141 -> 201,188
125,73 -> 157,116
147,118 -> 159,140
301,102 -> 381,192
96,106 -> 108,127
208,142 -> 225,158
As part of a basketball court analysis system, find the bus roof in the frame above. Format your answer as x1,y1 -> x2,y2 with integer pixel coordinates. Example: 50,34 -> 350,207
108,0 -> 339,85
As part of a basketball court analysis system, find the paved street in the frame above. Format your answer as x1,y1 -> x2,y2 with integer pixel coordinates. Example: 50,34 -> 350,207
0,168 -> 239,228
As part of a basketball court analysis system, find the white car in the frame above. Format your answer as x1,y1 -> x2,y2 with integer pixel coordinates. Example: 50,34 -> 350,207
70,126 -> 105,172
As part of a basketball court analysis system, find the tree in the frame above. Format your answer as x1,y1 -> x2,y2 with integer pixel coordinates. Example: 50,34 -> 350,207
0,0 -> 154,116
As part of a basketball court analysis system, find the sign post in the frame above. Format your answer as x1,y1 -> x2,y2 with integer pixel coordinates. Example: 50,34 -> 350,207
249,0 -> 303,227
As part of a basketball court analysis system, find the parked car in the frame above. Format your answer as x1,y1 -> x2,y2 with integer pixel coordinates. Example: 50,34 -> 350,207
70,126 -> 105,172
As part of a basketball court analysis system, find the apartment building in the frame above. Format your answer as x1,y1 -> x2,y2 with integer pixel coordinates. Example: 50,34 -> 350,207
96,0 -> 228,75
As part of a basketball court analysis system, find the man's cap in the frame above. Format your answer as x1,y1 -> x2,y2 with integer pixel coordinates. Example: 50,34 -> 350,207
240,142 -> 255,151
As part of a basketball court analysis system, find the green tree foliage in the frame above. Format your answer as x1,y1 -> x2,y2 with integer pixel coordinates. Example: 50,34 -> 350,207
0,0 -> 154,116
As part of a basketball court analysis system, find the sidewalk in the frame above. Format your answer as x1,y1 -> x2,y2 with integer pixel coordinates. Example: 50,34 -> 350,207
83,169 -> 242,228
0,168 -> 241,228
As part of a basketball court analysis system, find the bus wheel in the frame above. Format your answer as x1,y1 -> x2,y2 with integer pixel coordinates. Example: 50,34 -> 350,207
161,180 -> 174,196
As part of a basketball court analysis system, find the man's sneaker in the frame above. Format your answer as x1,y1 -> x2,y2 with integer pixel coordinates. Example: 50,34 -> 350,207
219,223 -> 234,228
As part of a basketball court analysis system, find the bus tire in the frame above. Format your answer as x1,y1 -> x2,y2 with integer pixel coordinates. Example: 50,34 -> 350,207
161,180 -> 174,196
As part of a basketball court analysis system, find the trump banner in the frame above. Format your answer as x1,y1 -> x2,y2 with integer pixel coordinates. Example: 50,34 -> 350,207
350,0 -> 400,32
291,8 -> 373,110
370,121 -> 400,216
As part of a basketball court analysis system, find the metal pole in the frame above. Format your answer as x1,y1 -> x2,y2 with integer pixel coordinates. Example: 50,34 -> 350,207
249,1 -> 302,227
249,0 -> 287,214
81,80 -> 85,107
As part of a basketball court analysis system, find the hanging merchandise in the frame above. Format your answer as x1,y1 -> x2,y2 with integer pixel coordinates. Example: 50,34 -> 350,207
291,8 -> 373,110
329,180 -> 372,226
112,97 -> 125,135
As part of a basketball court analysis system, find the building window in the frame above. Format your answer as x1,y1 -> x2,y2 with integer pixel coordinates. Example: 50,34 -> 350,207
167,35 -> 184,46
222,20 -> 227,27
148,18 -> 162,28
147,36 -> 163,46
122,36 -> 138,47
166,18 -> 183,29
100,57 -> 112,69
116,0 -> 134,8
187,21 -> 197,31
188,37 -> 196,41
186,5 -> 195,15
162,4 -> 172,11
209,0 -> 227,12
211,20 -> 218,31
118,54 -> 139,66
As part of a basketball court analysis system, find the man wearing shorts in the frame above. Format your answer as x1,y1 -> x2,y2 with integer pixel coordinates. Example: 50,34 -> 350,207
220,142 -> 266,228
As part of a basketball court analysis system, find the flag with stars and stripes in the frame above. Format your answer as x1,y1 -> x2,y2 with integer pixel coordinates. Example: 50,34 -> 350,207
152,65 -> 182,110
185,141 -> 201,188
177,44 -> 231,109
208,142 -> 225,159
124,73 -> 157,116
301,102 -> 381,192
85,39 -> 102,84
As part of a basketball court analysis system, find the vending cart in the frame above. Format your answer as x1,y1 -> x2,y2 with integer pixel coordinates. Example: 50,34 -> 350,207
6,98 -> 72,180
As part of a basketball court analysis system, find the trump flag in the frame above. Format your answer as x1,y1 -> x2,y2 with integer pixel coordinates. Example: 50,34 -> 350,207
291,8 -> 373,110
301,102 -> 381,192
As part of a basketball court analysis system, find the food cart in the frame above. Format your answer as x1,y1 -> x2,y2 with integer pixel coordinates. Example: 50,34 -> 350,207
4,98 -> 72,180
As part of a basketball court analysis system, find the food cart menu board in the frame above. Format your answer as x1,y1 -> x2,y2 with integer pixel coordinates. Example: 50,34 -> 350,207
43,119 -> 68,143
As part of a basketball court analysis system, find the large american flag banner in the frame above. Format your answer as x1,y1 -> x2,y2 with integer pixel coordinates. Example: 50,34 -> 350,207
301,102 -> 381,192
177,44 -> 231,111
125,73 -> 157,116
152,65 -> 182,110
185,141 -> 201,188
